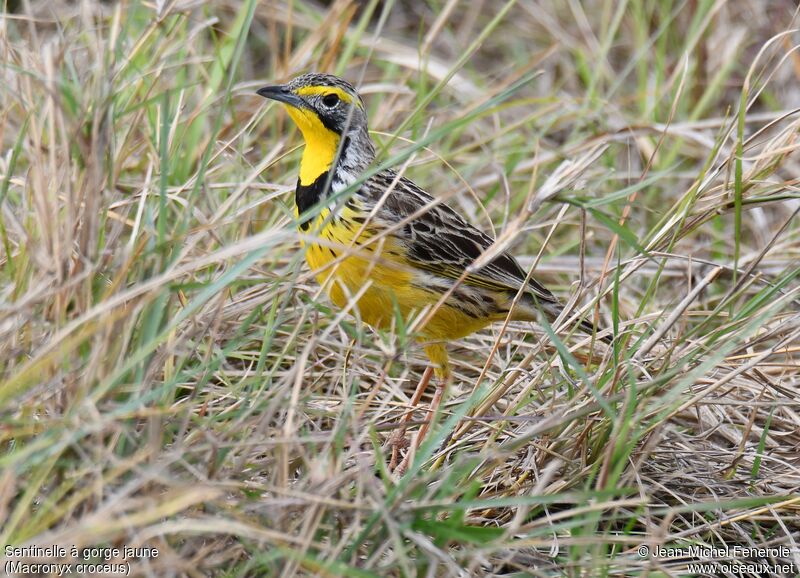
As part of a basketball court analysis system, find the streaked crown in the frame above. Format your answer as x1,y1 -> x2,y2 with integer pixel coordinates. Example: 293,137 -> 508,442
257,73 -> 368,136
286,73 -> 366,110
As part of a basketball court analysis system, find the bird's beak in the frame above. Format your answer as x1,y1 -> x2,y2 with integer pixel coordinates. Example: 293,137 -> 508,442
256,85 -> 306,109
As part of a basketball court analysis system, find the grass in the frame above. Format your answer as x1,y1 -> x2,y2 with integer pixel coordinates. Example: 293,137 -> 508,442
1,0 -> 799,576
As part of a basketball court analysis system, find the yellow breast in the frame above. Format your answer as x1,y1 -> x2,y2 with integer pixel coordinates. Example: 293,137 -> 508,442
300,208 -> 493,341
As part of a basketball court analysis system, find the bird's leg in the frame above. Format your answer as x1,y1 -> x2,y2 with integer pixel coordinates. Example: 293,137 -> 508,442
393,344 -> 449,475
394,375 -> 446,475
389,366 -> 433,471
413,376 -> 446,447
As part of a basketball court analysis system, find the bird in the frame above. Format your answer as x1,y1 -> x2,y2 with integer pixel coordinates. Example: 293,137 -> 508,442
257,73 -> 609,472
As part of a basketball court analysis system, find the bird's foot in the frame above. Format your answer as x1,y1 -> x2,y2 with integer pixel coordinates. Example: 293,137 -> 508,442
387,428 -> 410,472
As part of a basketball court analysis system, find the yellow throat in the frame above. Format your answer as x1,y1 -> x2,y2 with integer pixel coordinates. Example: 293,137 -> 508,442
284,106 -> 341,186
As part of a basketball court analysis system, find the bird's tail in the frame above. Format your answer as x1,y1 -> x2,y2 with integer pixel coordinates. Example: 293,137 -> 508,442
577,316 -> 613,344
539,300 -> 613,344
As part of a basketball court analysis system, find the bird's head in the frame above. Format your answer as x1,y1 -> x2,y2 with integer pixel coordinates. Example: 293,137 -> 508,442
257,73 -> 368,136
257,73 -> 373,185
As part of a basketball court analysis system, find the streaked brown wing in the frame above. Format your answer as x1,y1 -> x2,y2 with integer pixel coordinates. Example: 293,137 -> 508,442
371,171 -> 559,305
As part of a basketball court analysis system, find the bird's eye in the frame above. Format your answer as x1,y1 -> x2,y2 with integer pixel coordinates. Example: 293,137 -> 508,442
321,93 -> 340,108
